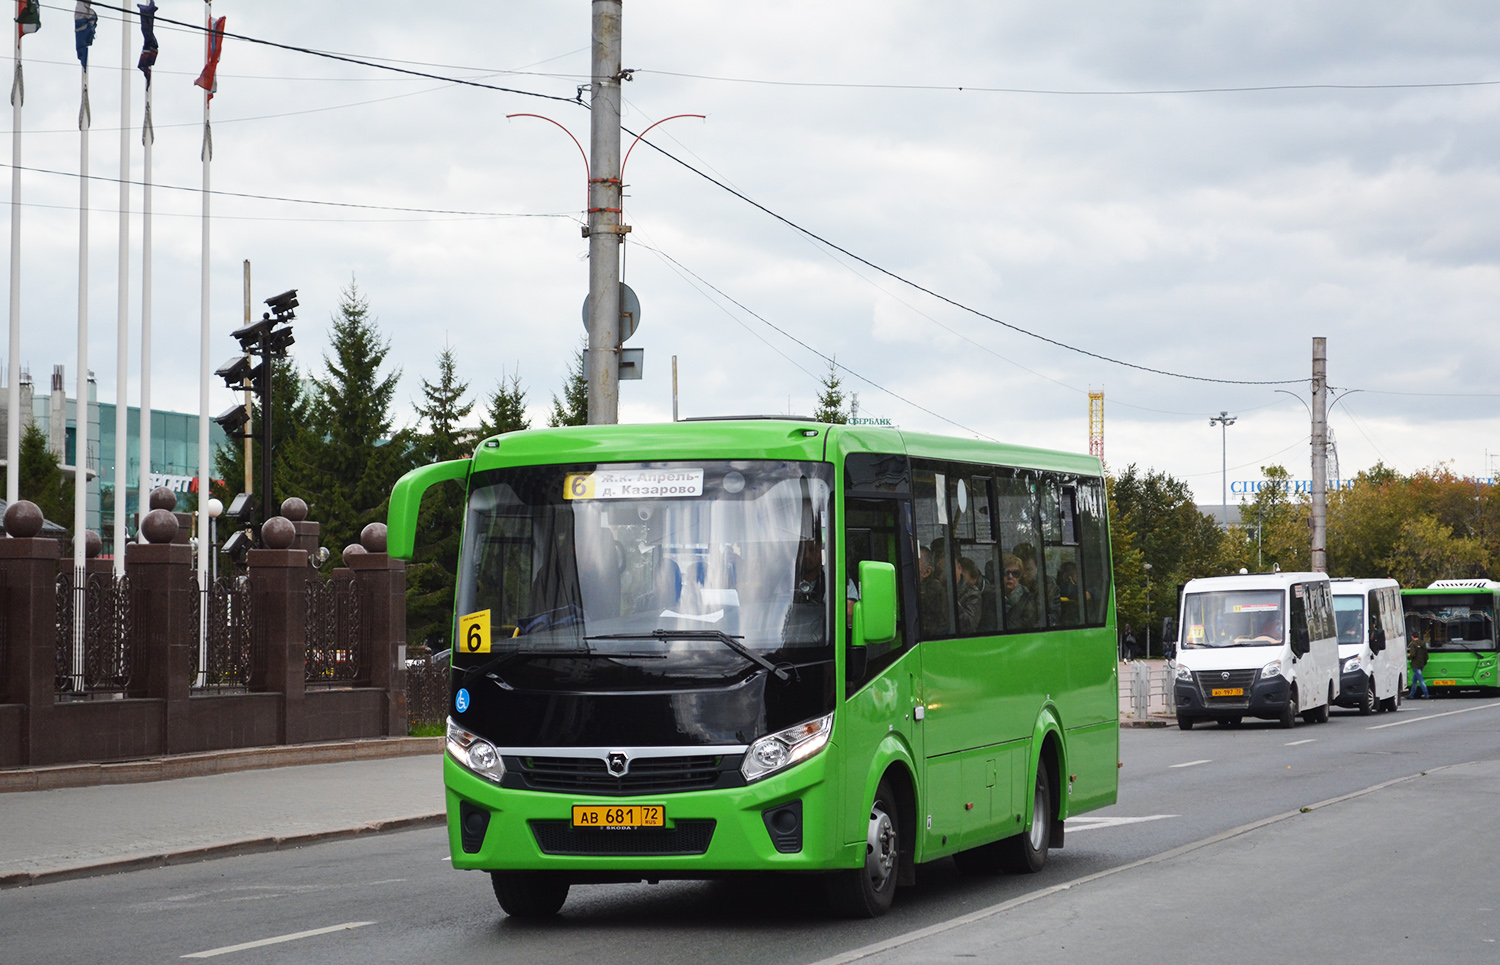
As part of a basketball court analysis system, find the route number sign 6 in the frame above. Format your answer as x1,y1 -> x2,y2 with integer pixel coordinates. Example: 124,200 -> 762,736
459,609 -> 491,654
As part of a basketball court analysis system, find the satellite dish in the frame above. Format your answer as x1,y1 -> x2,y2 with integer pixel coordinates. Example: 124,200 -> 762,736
581,283 -> 641,343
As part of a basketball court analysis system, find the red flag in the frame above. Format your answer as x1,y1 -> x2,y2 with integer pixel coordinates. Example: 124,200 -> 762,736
193,15 -> 225,100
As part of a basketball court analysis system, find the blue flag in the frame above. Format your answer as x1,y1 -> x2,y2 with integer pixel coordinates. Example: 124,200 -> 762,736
137,2 -> 158,85
74,2 -> 96,67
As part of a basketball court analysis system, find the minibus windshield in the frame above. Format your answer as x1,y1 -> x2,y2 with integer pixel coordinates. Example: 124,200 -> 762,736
1333,596 -> 1364,645
1181,590 -> 1285,649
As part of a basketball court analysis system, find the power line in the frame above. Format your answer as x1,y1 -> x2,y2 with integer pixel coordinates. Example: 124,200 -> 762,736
0,161 -> 573,219
625,128 -> 1303,386
636,68 -> 1500,97
637,241 -> 996,440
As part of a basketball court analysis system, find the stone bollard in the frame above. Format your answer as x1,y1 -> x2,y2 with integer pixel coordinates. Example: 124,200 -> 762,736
279,497 -> 324,574
0,500 -> 62,766
247,515 -> 309,744
124,508 -> 196,752
148,486 -> 194,547
344,522 -> 408,735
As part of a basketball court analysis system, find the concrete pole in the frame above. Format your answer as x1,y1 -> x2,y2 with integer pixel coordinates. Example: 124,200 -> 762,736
585,0 -> 623,425
1310,337 -> 1327,573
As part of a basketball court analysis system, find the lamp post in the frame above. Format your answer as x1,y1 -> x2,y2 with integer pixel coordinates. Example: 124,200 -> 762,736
207,497 -> 223,584
1209,411 -> 1236,528
1143,562 -> 1153,659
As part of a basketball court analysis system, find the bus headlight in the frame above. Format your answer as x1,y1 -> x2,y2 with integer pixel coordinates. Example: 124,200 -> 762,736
1175,665 -> 1193,681
447,718 -> 505,783
1260,660 -> 1283,680
741,713 -> 834,783
1342,655 -> 1363,674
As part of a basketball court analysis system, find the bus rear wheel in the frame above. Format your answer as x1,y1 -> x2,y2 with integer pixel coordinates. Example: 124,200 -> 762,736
998,764 -> 1052,875
826,779 -> 900,918
491,871 -> 570,919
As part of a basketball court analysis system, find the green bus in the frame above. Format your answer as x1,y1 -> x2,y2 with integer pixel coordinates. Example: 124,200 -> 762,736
387,419 -> 1119,919
1402,580 -> 1500,694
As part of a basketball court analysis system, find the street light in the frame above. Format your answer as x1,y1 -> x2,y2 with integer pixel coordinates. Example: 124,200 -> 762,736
206,498 -> 223,584
1143,562 -> 1153,659
1209,411 -> 1237,528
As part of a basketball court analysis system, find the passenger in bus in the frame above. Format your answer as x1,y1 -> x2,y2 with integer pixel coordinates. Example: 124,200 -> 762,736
918,544 -> 950,637
1239,611 -> 1282,644
1001,553 -> 1039,630
954,555 -> 983,633
1053,560 -> 1083,625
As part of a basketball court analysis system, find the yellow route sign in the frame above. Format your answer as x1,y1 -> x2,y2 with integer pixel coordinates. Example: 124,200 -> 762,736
458,609 -> 491,655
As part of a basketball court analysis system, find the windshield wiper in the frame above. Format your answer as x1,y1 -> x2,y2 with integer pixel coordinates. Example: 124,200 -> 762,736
590,630 -> 791,681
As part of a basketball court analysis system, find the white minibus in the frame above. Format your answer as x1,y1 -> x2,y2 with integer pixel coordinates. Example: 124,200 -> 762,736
1329,578 -> 1406,714
1172,572 -> 1339,729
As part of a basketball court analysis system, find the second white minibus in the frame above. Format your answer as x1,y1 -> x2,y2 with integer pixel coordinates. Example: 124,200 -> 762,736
1172,572 -> 1339,729
1330,578 -> 1406,714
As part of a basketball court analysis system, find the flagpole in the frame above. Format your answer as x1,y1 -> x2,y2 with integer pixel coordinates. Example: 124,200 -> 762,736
137,2 -> 154,539
197,0 -> 213,668
6,8 -> 24,506
75,5 -> 95,686
112,3 -> 131,570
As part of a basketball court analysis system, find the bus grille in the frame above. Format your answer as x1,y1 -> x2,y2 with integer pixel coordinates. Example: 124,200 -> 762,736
530,819 -> 716,856
516,755 -> 730,795
1195,669 -> 1258,702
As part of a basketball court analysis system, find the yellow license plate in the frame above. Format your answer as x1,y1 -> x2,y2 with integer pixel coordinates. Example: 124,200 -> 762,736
571,804 -> 666,829
1431,680 -> 1456,686
1211,688 -> 1244,697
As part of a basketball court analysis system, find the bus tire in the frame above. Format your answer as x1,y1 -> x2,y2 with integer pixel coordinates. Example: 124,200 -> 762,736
1359,677 -> 1378,716
1177,715 -> 1194,731
491,871 -> 569,919
998,764 -> 1052,874
826,779 -> 900,918
1279,688 -> 1297,729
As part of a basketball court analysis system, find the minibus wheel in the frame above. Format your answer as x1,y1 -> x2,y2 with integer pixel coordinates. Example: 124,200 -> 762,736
1279,688 -> 1297,729
491,871 -> 570,919
1177,715 -> 1194,731
1359,677 -> 1377,716
998,765 -> 1052,874
826,779 -> 900,918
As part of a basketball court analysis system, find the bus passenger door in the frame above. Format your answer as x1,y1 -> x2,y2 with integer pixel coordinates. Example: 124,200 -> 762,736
841,498 -> 923,852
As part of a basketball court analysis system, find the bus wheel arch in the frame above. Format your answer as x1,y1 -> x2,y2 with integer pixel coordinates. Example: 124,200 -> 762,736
1039,730 -> 1065,849
879,762 -> 918,887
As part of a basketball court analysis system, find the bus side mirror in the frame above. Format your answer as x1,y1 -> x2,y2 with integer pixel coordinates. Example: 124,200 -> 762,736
386,458 -> 471,560
1370,626 -> 1386,652
852,561 -> 897,647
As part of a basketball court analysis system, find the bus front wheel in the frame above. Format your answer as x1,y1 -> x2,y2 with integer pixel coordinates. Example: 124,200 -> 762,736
1279,688 -> 1298,729
826,779 -> 900,918
998,764 -> 1052,875
491,871 -> 569,919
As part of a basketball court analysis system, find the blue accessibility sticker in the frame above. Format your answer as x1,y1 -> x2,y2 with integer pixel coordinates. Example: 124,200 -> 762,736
455,688 -> 471,713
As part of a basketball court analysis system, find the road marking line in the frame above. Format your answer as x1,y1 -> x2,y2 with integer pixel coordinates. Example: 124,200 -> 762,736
1285,739 -> 1316,746
1169,759 -> 1211,768
803,761 -> 1473,965
1367,701 -> 1500,730
182,922 -> 375,959
1065,815 -> 1177,832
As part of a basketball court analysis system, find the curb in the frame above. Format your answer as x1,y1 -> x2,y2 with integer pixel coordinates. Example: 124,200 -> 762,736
1120,716 -> 1174,728
0,737 -> 444,794
0,812 -> 447,889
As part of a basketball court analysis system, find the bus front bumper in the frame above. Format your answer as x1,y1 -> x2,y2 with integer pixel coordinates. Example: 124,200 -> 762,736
443,750 -> 858,875
1333,670 -> 1370,707
1175,675 -> 1290,722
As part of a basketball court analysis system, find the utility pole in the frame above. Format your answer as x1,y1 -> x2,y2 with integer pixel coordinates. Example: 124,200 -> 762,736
585,0 -> 625,425
1209,411 -> 1236,528
1310,337 -> 1327,572
242,260 -> 252,496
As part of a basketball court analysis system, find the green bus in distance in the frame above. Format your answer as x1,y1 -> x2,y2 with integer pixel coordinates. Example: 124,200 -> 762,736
1402,580 -> 1500,694
387,419 -> 1119,919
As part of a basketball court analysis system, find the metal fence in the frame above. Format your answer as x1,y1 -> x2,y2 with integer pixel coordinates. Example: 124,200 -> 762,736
0,568 -> 7,691
406,647 -> 449,731
306,578 -> 363,687
193,576 -> 257,693
54,570 -> 135,696
1120,659 -> 1177,719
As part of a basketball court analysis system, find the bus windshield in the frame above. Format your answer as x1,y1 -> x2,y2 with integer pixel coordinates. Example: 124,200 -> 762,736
1333,596 -> 1364,645
1180,589 -> 1285,648
1404,595 -> 1496,652
455,460 -> 834,685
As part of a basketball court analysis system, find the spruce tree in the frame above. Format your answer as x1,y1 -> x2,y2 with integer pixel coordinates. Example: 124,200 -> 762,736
813,356 -> 849,424
6,421 -> 73,526
407,347 -> 474,648
293,279 -> 412,562
548,338 -> 589,427
478,366 -> 530,439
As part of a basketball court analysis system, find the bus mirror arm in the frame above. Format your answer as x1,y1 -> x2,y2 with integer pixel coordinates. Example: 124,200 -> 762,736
387,458 -> 472,560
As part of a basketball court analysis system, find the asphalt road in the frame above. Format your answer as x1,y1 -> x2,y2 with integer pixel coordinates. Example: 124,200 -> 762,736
5,696 -> 1499,965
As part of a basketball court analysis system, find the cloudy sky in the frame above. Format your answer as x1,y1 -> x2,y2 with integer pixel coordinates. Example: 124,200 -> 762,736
6,1 -> 1500,502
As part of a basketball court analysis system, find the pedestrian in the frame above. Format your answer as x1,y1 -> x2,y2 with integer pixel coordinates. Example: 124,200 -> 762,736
1121,623 -> 1138,661
1408,633 -> 1430,699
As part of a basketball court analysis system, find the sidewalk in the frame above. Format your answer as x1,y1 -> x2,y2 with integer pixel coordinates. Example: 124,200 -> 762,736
0,741 -> 446,888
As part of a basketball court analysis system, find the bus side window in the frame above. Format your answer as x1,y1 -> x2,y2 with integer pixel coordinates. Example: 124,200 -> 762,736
995,469 -> 1044,632
845,497 -> 910,695
1076,478 -> 1111,627
912,465 -> 955,639
1044,478 -> 1085,629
